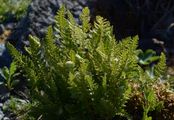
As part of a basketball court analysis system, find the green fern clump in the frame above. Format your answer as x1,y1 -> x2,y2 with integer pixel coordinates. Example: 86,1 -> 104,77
0,0 -> 30,22
7,6 -> 167,120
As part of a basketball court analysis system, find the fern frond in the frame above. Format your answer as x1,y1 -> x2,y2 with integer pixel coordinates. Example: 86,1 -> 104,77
131,35 -> 139,51
28,35 -> 40,54
55,5 -> 67,30
7,42 -> 22,61
67,10 -> 76,26
90,16 -> 112,49
55,6 -> 69,40
45,26 -> 55,49
80,7 -> 90,32
154,52 -> 167,77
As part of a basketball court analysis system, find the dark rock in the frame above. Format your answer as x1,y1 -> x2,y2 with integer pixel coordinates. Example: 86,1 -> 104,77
0,25 -> 5,35
5,23 -> 16,30
0,44 -> 12,68
0,85 -> 9,103
0,110 -> 4,120
3,117 -> 10,120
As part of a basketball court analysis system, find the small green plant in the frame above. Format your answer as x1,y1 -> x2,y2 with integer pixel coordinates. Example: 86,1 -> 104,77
138,53 -> 166,120
0,0 -> 31,22
7,6 -> 167,120
142,89 -> 163,120
138,49 -> 160,66
0,61 -> 19,90
138,49 -> 167,79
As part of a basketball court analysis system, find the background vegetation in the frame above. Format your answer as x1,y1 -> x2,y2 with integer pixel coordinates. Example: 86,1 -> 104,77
0,0 -> 31,22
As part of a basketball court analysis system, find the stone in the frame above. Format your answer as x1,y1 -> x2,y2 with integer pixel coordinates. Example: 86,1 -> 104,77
0,25 -> 4,35
0,110 -> 4,120
0,44 -> 12,68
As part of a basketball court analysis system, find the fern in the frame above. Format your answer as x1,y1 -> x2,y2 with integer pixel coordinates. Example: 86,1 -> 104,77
154,53 -> 167,78
7,6 -> 168,120
80,7 -> 91,32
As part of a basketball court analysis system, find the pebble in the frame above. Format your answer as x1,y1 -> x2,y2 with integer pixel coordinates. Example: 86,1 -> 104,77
0,25 -> 4,35
0,44 -> 5,56
0,111 -> 4,120
3,117 -> 10,120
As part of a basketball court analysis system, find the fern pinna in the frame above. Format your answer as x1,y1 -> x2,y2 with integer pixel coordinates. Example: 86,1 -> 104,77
7,6 -> 167,120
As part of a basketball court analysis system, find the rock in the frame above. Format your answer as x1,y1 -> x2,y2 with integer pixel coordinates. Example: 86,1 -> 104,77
0,44 -> 5,56
3,117 -> 10,120
5,23 -> 16,30
0,85 -> 9,103
0,110 -> 4,120
0,44 -> 12,68
0,22 -> 18,68
0,103 -> 3,108
0,25 -> 5,35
